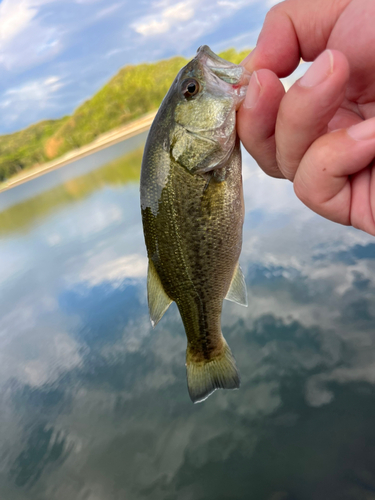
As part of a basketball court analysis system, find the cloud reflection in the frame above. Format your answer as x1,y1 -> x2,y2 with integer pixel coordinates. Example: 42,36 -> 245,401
78,254 -> 147,287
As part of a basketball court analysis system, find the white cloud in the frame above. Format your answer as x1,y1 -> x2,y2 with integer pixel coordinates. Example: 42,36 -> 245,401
4,75 -> 63,98
0,0 -> 58,45
0,0 -> 63,72
134,19 -> 169,36
218,0 -> 259,8
217,0 -> 243,7
104,47 -> 126,58
95,2 -> 121,19
133,2 -> 195,36
0,0 -> 38,43
132,0 -> 259,43
163,2 -> 195,21
0,75 -> 64,119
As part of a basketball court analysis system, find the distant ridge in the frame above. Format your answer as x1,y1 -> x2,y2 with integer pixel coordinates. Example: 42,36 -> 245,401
0,48 -> 250,183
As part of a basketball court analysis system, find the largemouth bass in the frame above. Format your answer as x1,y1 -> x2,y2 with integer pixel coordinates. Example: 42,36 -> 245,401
140,46 -> 249,403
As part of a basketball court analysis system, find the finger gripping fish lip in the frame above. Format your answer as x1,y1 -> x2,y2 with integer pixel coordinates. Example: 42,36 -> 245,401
195,44 -> 251,91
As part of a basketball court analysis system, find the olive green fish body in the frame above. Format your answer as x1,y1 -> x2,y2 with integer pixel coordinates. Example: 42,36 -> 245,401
141,46 -> 249,402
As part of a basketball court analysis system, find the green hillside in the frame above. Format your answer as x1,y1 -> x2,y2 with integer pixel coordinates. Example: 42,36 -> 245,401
47,56 -> 188,159
0,48 -> 250,183
0,118 -> 68,182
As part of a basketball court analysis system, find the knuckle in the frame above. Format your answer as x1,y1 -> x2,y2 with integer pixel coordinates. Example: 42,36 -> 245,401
260,160 -> 284,179
293,177 -> 307,203
251,140 -> 285,179
275,147 -> 296,181
293,169 -> 318,209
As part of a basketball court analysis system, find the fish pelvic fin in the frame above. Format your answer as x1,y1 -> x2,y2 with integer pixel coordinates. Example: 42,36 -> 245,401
225,262 -> 248,307
186,340 -> 240,404
147,259 -> 172,327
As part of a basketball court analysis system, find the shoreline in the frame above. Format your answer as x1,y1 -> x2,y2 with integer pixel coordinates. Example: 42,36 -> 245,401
0,111 -> 156,192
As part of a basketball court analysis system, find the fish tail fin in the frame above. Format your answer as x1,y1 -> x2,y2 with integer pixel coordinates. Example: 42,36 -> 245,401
186,340 -> 240,404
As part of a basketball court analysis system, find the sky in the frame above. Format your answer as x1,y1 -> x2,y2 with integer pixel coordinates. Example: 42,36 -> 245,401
0,0 -> 281,135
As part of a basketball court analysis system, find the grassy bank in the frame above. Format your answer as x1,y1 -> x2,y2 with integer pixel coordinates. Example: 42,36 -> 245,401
0,118 -> 68,181
0,48 -> 250,183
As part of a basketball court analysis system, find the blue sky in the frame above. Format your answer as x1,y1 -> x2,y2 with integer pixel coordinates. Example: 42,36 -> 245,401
0,0 -> 280,135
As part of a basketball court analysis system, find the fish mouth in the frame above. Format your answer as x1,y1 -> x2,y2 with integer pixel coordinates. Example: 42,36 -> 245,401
195,45 -> 250,105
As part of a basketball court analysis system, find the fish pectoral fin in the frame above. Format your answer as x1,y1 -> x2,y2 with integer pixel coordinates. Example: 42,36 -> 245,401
225,263 -> 248,307
147,260 -> 173,327
186,340 -> 240,404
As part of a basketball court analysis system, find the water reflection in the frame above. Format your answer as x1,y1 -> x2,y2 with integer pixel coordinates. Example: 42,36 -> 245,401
0,138 -> 375,499
11,424 -> 71,488
0,147 -> 143,236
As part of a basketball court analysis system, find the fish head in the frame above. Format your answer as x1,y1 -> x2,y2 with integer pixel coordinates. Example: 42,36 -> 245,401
169,45 -> 250,174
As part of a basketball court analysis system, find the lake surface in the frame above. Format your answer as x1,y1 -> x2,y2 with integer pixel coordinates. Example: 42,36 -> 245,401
1,134 -> 375,500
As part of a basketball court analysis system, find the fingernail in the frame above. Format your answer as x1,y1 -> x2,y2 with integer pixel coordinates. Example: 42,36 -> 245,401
243,71 -> 261,109
299,50 -> 334,88
347,118 -> 375,141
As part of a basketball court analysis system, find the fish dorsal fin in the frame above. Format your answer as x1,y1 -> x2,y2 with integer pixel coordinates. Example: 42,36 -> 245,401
225,263 -> 248,307
147,260 -> 173,327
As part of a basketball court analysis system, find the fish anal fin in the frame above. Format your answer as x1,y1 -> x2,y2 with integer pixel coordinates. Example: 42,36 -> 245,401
186,340 -> 240,403
147,260 -> 172,327
225,263 -> 248,307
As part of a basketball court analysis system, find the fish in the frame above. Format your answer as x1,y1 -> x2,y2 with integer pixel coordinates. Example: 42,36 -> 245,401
140,45 -> 250,403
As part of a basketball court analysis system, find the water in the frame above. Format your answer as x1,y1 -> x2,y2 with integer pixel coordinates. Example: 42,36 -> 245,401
1,135 -> 375,500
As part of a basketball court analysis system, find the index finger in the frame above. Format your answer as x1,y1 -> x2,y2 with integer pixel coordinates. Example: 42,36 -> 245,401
242,0 -> 352,77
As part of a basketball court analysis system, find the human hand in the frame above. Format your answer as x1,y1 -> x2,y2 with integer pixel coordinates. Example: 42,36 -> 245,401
237,0 -> 375,236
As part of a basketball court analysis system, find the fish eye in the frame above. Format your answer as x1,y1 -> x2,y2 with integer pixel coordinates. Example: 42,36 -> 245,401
182,79 -> 200,99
